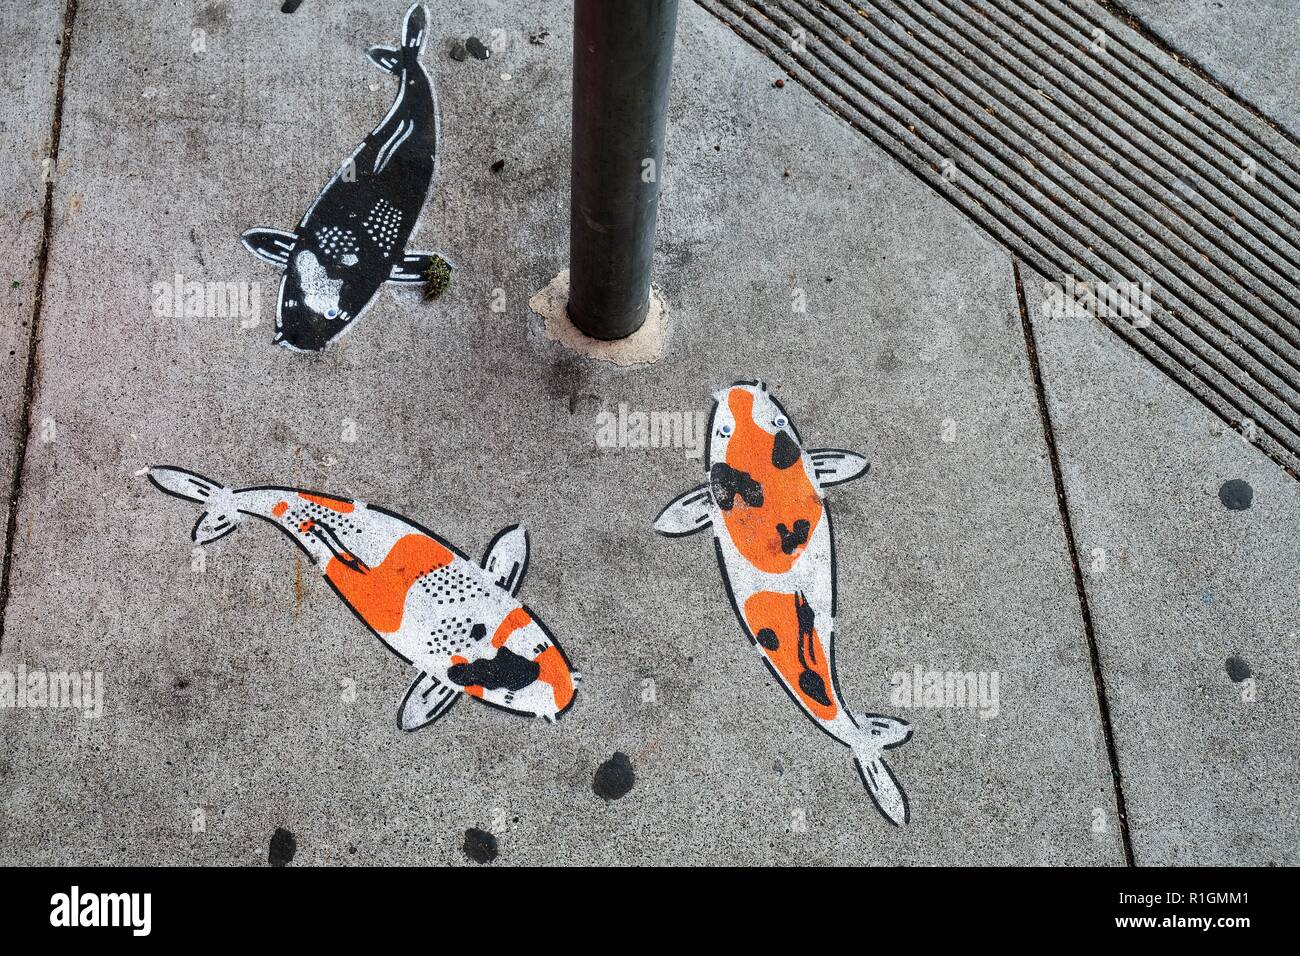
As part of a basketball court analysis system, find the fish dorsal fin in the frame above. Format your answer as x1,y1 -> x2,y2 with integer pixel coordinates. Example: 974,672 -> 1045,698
367,45 -> 402,74
653,485 -> 713,537
241,228 -> 296,267
482,525 -> 529,596
808,449 -> 870,489
398,672 -> 459,732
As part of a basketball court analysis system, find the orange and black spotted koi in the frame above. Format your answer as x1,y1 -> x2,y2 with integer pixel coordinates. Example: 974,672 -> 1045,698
656,381 -> 914,826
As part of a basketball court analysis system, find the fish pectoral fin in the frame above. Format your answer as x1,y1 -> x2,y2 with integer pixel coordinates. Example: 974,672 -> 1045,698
389,252 -> 453,284
367,44 -> 402,74
397,672 -> 460,732
653,485 -> 713,538
482,525 -> 529,596
240,228 -> 296,268
808,449 -> 870,489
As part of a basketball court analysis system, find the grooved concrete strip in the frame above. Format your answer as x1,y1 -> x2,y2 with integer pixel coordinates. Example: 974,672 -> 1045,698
697,0 -> 1300,477
1117,0 -> 1300,139
0,0 -> 1124,864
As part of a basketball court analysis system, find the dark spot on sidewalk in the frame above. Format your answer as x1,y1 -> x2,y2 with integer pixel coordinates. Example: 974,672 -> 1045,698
592,752 -> 635,801
466,36 -> 490,60
1218,479 -> 1253,511
449,40 -> 467,62
463,827 -> 497,864
1225,655 -> 1252,683
491,159 -> 505,173
280,0 -> 303,13
268,827 -> 296,866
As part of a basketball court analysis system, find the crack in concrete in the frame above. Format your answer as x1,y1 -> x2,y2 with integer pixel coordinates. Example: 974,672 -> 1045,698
0,0 -> 80,654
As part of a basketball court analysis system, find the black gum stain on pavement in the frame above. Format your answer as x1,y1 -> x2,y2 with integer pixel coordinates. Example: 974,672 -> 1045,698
1225,655 -> 1252,683
592,752 -> 635,801
268,827 -> 296,866
1219,479 -> 1254,511
463,828 -> 498,864
280,0 -> 302,13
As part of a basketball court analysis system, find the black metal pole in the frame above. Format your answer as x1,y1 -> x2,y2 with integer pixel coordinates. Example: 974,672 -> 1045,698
569,0 -> 679,340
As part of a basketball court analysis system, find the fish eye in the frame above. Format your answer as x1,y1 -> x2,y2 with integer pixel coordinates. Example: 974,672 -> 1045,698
719,423 -> 733,436
324,307 -> 339,319
774,416 -> 788,429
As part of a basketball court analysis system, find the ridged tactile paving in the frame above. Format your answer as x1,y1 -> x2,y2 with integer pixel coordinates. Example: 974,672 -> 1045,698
698,0 -> 1300,477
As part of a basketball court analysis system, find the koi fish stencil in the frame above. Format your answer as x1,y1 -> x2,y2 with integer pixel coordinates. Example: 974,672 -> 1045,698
241,4 -> 451,351
654,382 -> 914,825
148,467 -> 579,728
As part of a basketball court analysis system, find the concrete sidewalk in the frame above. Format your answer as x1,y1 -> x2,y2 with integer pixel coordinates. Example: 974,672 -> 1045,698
0,0 -> 1294,865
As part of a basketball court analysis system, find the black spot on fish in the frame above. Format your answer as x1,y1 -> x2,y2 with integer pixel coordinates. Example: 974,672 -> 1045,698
463,828 -> 498,864
469,623 -> 486,642
794,592 -> 816,636
777,519 -> 811,554
1219,479 -> 1254,511
798,669 -> 832,706
756,628 -> 780,651
1225,655 -> 1252,683
447,647 -> 539,692
268,827 -> 296,866
592,752 -> 636,800
710,462 -> 763,511
772,430 -> 801,469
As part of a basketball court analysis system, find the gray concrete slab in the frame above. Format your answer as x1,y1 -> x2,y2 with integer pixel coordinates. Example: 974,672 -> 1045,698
0,1 -> 66,581
1023,267 -> 1300,865
0,0 -> 1123,864
1117,0 -> 1300,137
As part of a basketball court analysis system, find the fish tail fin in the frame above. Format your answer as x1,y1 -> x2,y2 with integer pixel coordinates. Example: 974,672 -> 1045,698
400,3 -> 428,58
147,466 -> 245,545
850,714 -> 913,826
367,4 -> 428,73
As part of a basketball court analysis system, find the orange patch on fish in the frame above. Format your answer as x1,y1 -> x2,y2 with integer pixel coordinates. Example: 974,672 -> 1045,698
721,390 -> 822,575
272,501 -> 289,517
492,607 -> 532,648
743,590 -> 838,721
299,492 -> 355,513
535,645 -> 574,711
326,533 -> 452,634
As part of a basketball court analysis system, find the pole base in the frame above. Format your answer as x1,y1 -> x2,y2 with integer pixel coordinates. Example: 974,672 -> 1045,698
528,270 -> 668,367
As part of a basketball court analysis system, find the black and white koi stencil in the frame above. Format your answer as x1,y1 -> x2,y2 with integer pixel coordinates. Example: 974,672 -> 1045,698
242,3 -> 451,351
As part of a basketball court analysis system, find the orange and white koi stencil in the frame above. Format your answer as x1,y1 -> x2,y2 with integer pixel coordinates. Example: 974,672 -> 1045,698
654,381 -> 914,825
149,467 -> 579,729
